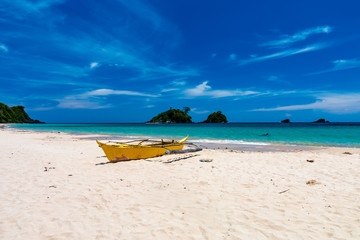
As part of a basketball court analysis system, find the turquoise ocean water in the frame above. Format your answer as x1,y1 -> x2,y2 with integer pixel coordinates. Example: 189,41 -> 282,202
10,123 -> 360,148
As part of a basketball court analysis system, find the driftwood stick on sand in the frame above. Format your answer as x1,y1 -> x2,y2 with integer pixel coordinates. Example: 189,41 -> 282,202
163,154 -> 199,164
279,189 -> 290,194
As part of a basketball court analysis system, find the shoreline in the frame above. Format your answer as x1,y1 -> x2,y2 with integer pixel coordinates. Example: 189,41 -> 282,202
1,126 -> 360,239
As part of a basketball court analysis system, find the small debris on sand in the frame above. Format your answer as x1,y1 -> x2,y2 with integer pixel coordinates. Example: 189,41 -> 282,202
343,152 -> 352,155
279,189 -> 290,194
306,180 -> 320,185
200,159 -> 213,162
307,159 -> 315,163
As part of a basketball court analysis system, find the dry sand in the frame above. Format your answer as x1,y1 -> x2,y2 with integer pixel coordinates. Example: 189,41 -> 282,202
1,127 -> 360,239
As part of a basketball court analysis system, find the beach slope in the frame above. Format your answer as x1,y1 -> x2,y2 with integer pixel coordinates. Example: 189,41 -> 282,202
1,127 -> 360,239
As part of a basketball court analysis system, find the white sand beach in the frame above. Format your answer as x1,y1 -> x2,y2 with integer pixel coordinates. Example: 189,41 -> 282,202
1,127 -> 360,240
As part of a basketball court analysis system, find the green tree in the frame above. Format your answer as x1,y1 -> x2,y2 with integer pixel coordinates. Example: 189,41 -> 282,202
203,111 -> 228,123
183,107 -> 191,114
0,103 -> 43,123
148,108 -> 192,123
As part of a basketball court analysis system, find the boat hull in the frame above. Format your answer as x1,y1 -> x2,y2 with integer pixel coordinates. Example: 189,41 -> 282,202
96,136 -> 188,161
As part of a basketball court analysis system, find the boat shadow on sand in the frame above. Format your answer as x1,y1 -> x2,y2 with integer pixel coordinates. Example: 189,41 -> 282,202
95,154 -> 199,165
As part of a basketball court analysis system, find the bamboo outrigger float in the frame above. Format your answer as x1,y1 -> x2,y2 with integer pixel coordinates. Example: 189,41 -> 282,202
96,136 -> 200,162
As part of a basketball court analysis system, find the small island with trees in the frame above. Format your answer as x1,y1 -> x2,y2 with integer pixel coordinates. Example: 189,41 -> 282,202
0,103 -> 43,123
148,107 -> 228,123
202,111 -> 228,123
147,107 -> 193,123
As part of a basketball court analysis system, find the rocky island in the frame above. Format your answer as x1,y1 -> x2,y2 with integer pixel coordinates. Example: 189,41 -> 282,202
313,118 -> 330,123
280,119 -> 291,123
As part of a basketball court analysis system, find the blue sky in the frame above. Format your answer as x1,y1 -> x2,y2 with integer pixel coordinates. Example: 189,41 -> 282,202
1,0 -> 360,123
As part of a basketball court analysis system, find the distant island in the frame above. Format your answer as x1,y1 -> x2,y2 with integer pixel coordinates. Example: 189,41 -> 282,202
0,103 -> 43,123
280,119 -> 291,123
312,118 -> 330,123
202,111 -> 228,123
147,107 -> 192,123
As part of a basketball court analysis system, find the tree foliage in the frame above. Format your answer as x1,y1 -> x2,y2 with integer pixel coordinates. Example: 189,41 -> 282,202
183,107 -> 191,114
148,108 -> 192,123
203,111 -> 228,123
0,103 -> 43,123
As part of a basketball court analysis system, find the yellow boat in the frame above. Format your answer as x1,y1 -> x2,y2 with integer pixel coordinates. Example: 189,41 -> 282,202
96,136 -> 189,161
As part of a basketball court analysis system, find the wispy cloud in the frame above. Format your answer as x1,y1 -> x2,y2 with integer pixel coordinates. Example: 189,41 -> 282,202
184,81 -> 259,98
262,25 -> 332,48
117,0 -> 165,31
161,88 -> 179,93
252,93 -> 360,114
267,75 -> 279,81
172,78 -> 187,86
81,89 -> 160,98
309,59 -> 360,75
130,65 -> 199,81
0,0 -> 197,84
56,99 -> 110,109
0,43 -> 8,52
56,88 -> 160,109
191,108 -> 210,114
0,0 -> 66,19
240,44 -> 328,65
266,75 -> 290,85
228,53 -> 237,61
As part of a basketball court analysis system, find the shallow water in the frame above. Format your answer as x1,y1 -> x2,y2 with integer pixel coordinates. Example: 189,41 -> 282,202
10,122 -> 360,148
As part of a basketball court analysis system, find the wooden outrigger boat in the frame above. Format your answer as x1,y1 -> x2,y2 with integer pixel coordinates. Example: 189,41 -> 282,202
96,136 -> 191,161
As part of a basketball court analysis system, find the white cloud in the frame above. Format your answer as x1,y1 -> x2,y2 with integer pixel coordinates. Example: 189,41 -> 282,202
0,43 -> 8,53
262,25 -> 332,47
191,108 -> 210,114
161,88 -> 179,93
309,59 -> 360,75
56,88 -> 160,109
332,59 -> 360,71
90,62 -> 99,69
145,105 -> 155,108
252,93 -> 360,114
82,88 -> 160,98
57,99 -> 111,109
184,81 -> 259,98
240,44 -> 327,65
